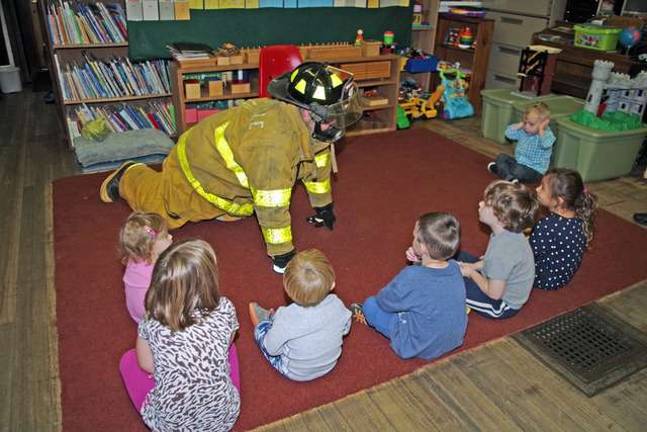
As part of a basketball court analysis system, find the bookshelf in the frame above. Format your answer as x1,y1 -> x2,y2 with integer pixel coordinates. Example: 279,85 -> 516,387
432,13 -> 493,113
38,0 -> 175,147
171,54 -> 401,137
409,0 -> 440,92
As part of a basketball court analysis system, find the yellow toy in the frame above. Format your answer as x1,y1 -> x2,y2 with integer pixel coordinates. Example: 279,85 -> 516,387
400,85 -> 444,119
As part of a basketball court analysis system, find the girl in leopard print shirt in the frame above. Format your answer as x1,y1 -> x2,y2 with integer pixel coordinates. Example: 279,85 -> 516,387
119,239 -> 241,431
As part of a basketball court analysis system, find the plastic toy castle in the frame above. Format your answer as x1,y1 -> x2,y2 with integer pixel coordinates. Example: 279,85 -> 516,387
584,60 -> 647,118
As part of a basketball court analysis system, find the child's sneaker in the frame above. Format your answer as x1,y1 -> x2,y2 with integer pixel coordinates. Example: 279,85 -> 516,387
350,303 -> 367,325
249,302 -> 273,326
487,162 -> 498,175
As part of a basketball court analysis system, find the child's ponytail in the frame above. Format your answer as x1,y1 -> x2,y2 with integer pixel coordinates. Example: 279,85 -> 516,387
545,168 -> 597,248
575,187 -> 597,247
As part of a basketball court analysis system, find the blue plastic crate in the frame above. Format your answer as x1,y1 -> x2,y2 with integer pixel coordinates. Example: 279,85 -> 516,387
405,56 -> 438,73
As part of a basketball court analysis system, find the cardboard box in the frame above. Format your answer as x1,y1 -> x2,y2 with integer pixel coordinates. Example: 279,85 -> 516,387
184,80 -> 201,99
208,80 -> 224,97
243,49 -> 260,64
216,56 -> 231,66
229,54 -> 243,65
231,81 -> 251,94
362,41 -> 382,57
309,45 -> 362,60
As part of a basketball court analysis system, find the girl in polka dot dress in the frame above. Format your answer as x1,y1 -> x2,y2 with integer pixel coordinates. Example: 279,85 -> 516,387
530,168 -> 597,290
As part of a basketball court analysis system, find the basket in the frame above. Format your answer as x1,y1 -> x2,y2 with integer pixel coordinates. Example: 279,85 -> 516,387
573,24 -> 621,51
405,55 -> 438,73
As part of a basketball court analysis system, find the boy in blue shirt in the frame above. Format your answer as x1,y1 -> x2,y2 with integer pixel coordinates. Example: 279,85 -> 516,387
351,212 -> 467,360
488,102 -> 555,184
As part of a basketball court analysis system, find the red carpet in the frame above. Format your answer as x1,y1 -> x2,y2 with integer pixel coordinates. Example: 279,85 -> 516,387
54,128 -> 647,431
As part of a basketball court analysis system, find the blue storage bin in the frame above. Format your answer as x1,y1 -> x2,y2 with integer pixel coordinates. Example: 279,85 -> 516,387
405,56 -> 438,73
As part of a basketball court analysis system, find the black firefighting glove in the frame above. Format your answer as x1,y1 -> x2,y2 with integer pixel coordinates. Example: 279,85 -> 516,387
306,203 -> 336,230
271,249 -> 296,274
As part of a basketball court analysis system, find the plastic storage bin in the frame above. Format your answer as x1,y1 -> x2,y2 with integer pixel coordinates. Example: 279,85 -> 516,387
405,55 -> 438,73
481,89 -> 553,144
512,95 -> 585,138
553,117 -> 647,181
573,24 -> 621,51
0,65 -> 22,93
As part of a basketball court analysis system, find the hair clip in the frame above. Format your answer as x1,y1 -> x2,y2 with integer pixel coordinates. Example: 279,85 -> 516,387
144,226 -> 158,239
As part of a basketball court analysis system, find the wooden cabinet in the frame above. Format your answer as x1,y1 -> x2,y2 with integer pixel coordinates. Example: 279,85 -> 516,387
433,13 -> 494,112
531,25 -> 637,100
171,54 -> 401,137
171,61 -> 260,133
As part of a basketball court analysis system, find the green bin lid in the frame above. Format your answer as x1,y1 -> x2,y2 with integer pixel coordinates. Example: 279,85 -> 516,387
573,24 -> 621,34
513,96 -> 585,117
481,89 -> 530,105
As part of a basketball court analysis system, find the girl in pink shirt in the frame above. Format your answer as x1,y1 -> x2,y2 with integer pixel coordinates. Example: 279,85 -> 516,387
119,212 -> 173,323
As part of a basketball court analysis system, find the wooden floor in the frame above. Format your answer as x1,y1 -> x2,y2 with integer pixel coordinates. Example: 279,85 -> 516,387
0,89 -> 645,432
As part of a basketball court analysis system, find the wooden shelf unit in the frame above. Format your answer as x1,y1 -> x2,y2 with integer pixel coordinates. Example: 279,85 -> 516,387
408,0 -> 440,92
171,54 -> 401,137
433,13 -> 494,113
38,0 -> 174,147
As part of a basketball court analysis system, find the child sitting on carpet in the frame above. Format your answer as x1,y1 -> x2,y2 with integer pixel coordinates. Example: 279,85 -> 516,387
119,212 -> 173,323
248,249 -> 351,382
119,239 -> 241,431
531,168 -> 597,290
350,212 -> 467,360
488,102 -> 555,184
457,180 -> 539,319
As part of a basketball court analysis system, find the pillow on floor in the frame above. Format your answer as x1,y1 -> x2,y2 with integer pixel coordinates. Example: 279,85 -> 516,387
74,129 -> 175,173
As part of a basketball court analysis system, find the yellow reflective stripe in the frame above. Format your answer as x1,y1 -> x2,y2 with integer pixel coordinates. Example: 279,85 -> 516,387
214,123 -> 249,188
294,79 -> 307,94
315,151 -> 330,168
177,132 -> 254,217
304,178 -> 331,194
252,187 -> 291,208
262,226 -> 292,244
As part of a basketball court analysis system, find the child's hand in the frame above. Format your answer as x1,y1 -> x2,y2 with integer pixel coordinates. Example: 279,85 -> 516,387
405,247 -> 421,263
457,262 -> 474,278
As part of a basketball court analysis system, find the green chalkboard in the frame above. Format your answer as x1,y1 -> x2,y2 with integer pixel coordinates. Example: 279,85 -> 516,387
128,7 -> 413,60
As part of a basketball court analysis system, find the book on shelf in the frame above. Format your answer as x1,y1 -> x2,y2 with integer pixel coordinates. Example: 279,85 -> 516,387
44,0 -> 128,46
67,100 -> 177,140
57,54 -> 171,102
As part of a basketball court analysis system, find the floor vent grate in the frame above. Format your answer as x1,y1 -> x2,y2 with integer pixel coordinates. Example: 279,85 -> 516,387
514,304 -> 647,396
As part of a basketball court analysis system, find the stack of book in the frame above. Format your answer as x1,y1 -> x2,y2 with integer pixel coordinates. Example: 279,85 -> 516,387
167,42 -> 214,62
44,0 -> 127,46
66,100 -> 176,139
439,1 -> 483,14
54,54 -> 171,102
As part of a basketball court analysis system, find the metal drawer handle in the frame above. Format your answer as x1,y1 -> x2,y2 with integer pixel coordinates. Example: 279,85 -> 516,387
494,74 -> 516,84
498,46 -> 521,55
500,16 -> 524,25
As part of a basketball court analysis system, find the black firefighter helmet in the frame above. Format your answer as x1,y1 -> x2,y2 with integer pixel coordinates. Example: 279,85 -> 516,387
268,62 -> 362,141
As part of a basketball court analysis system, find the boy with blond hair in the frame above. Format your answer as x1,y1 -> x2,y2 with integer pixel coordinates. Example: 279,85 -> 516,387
488,102 -> 555,183
249,249 -> 351,381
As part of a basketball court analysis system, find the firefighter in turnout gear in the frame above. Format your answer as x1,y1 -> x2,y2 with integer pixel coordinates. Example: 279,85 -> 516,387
99,62 -> 362,273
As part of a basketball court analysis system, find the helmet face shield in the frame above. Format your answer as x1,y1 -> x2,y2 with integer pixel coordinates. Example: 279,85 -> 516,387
268,62 -> 364,140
